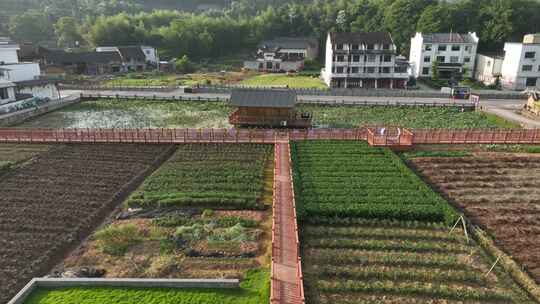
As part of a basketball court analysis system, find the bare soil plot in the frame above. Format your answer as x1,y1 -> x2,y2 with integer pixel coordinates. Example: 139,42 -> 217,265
0,144 -> 172,304
410,155 -> 540,284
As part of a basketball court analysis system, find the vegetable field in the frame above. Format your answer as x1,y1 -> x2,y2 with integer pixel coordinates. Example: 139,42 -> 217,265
127,144 -> 272,209
410,154 -> 540,284
63,144 -> 273,282
298,105 -> 518,129
0,144 -> 172,304
291,141 -> 455,223
292,141 -> 533,303
24,269 -> 269,304
240,74 -> 327,89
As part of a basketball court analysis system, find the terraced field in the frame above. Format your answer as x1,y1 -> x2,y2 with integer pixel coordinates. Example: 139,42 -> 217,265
292,141 -> 534,303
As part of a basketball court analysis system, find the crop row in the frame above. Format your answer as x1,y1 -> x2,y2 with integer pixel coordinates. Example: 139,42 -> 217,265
127,144 -> 271,209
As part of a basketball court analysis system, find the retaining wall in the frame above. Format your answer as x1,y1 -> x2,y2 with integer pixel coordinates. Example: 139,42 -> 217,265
0,96 -> 81,127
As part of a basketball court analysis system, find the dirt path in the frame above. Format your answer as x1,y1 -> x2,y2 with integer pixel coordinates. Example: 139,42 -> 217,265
271,142 -> 304,304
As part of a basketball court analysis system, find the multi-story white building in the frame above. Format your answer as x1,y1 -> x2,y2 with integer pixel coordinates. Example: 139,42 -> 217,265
0,37 -> 60,108
501,34 -> 540,90
321,32 -> 409,89
409,32 -> 479,79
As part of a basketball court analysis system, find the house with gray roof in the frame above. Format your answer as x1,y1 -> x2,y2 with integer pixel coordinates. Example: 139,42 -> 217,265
244,37 -> 318,73
321,32 -> 409,89
409,32 -> 479,79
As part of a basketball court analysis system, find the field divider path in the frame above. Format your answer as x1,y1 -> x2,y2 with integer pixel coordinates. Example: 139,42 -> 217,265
271,141 -> 305,304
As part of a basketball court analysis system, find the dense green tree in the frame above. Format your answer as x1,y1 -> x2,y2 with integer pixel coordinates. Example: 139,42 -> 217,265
416,3 -> 451,33
54,17 -> 84,48
8,10 -> 55,45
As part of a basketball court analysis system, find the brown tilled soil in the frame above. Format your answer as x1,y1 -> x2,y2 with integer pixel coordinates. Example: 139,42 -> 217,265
0,144 -> 173,304
410,154 -> 540,283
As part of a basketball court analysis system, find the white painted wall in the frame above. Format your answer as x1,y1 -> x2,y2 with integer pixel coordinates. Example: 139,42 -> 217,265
474,54 -> 503,85
0,82 -> 16,104
18,83 -> 60,100
0,47 -> 20,64
2,63 -> 41,82
322,34 -> 333,86
501,42 -> 540,90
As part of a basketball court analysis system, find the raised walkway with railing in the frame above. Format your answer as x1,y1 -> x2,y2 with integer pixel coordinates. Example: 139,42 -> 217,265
271,142 -> 304,304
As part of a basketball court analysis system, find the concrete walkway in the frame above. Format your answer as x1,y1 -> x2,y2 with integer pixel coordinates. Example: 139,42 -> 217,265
271,142 -> 304,304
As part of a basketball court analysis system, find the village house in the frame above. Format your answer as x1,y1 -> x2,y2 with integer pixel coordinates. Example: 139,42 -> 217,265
244,37 -> 318,72
409,32 -> 479,79
96,45 -> 159,71
0,37 -> 60,105
474,53 -> 503,86
501,34 -> 540,90
321,32 -> 409,89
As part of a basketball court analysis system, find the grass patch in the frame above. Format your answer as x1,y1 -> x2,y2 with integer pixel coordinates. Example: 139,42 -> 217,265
94,224 -> 143,256
480,112 -> 522,129
402,151 -> 473,158
481,144 -> 540,153
299,105 -> 509,129
24,269 -> 270,304
104,74 -> 179,87
240,74 -> 327,89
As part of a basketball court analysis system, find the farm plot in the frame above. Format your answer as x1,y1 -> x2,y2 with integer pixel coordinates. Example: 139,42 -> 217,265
62,144 -> 273,281
292,141 -> 533,303
410,154 -> 540,284
298,105 -> 518,129
291,141 -> 455,223
0,144 -> 172,304
0,144 -> 53,174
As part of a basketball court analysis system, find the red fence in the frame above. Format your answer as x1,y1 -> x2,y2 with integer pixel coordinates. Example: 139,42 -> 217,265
1,128 -> 540,146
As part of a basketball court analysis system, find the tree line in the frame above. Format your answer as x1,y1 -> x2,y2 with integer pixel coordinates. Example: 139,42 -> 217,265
2,0 -> 540,60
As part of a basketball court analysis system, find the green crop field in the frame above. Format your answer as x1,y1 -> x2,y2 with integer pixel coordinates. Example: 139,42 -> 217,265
127,144 -> 272,209
104,75 -> 179,87
299,105 -> 520,129
17,99 -> 232,129
240,74 -> 327,89
291,141 -> 456,223
292,141 -> 533,303
24,269 -> 269,304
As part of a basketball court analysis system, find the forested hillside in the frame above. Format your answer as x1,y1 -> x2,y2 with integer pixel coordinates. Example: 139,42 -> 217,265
1,0 -> 540,60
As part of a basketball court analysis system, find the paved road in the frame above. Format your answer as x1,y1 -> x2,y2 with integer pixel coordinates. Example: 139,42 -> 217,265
62,89 -> 539,128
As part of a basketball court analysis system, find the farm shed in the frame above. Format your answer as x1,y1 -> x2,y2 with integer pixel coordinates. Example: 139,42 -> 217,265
229,89 -> 312,128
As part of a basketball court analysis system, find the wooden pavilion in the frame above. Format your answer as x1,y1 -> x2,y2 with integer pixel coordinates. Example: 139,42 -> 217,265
229,89 -> 312,128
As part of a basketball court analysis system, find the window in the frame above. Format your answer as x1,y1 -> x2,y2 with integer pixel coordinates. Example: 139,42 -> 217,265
464,57 -> 471,63
425,44 -> 432,51
331,67 -> 336,73
366,67 -> 376,73
336,67 -> 344,74
436,56 -> 445,63
337,55 -> 345,62
525,52 -> 536,59
451,45 -> 460,51
450,56 -> 459,63
145,50 -> 151,55
396,66 -> 407,73
351,67 -> 359,73
382,44 -> 390,50
465,46 -> 471,52
422,67 -> 430,75
352,55 -> 361,62
381,67 -> 391,73
275,63 -> 280,71
438,45 -> 447,51
383,55 -> 392,62
351,44 -> 359,50
367,55 -> 376,62
259,62 -> 263,69
367,44 -> 374,50
266,62 -> 273,69
523,65 -> 533,72
0,88 -> 8,100
526,77 -> 537,87
424,56 -> 431,63
336,44 -> 343,50
487,61 -> 492,67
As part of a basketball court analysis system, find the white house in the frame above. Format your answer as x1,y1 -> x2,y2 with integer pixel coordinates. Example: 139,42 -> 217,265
0,37 -> 60,104
501,34 -> 540,90
96,45 -> 159,68
474,53 -> 503,86
244,37 -> 318,73
409,32 -> 479,79
321,32 -> 409,89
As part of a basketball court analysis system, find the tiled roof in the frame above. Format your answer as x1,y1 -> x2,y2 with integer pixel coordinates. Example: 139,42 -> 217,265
329,32 -> 393,45
422,33 -> 476,43
230,89 -> 297,108
42,49 -> 122,64
118,46 -> 146,61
